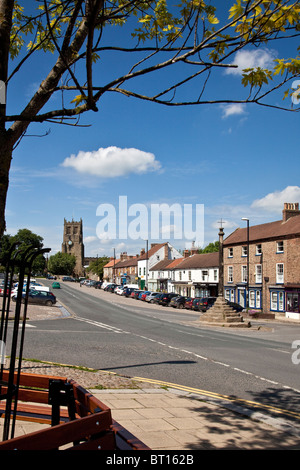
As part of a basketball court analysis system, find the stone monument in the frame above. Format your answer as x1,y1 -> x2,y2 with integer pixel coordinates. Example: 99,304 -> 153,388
198,222 -> 251,328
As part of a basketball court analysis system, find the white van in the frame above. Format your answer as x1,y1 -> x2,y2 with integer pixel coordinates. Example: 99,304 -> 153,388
30,285 -> 50,292
124,284 -> 139,289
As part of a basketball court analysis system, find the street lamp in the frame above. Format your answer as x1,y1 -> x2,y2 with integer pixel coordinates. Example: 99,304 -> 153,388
241,218 -> 249,309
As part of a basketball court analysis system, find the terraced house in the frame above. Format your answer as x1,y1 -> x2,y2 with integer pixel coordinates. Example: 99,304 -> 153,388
223,203 -> 300,320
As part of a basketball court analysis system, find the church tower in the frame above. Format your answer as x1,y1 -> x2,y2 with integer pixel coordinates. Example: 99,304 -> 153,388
62,218 -> 84,276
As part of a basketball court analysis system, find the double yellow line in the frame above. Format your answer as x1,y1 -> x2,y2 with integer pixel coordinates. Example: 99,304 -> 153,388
132,376 -> 300,421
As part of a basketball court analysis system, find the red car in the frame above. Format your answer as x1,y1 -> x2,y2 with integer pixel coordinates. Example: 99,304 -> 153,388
184,297 -> 195,309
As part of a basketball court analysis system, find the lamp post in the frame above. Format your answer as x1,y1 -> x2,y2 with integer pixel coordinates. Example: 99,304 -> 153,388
241,217 -> 249,309
145,239 -> 148,290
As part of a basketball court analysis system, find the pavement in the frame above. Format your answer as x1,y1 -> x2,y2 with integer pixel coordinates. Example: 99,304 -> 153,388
3,379 -> 300,450
2,284 -> 300,450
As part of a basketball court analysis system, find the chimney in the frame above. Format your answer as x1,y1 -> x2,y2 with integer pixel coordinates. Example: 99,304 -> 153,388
120,252 -> 128,262
282,202 -> 300,222
140,248 -> 145,256
164,244 -> 169,259
184,249 -> 190,258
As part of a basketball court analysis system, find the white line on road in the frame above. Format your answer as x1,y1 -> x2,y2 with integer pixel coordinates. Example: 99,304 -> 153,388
71,314 -> 300,394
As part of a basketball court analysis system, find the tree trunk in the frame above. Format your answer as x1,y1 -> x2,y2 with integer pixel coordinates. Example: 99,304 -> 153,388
0,130 -> 13,236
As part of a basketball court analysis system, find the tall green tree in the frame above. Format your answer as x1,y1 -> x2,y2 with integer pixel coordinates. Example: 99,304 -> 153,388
48,251 -> 76,275
199,241 -> 219,253
86,256 -> 110,279
0,1 -> 299,236
0,228 -> 46,272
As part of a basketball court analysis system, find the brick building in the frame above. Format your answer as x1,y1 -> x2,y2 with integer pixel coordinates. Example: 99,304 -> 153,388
223,203 -> 300,319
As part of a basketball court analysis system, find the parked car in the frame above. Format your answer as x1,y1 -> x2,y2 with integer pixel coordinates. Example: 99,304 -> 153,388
170,296 -> 187,308
198,297 -> 217,312
226,300 -> 243,312
123,287 -> 134,297
192,298 -> 201,311
145,292 -> 160,302
133,290 -> 143,299
185,297 -> 195,309
104,283 -> 116,291
115,286 -> 125,295
52,282 -> 60,289
0,285 -> 9,297
140,291 -> 151,301
94,281 -> 102,289
160,293 -> 178,306
62,276 -> 75,282
13,290 -> 56,306
151,293 -> 164,304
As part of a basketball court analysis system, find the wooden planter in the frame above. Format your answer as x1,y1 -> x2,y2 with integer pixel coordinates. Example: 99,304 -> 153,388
0,370 -> 150,450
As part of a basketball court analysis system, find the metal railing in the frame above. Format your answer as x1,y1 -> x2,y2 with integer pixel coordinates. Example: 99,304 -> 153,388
0,244 -> 50,441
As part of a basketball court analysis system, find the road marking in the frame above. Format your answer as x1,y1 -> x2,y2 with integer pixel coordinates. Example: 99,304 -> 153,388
74,315 -> 128,334
71,313 -> 300,397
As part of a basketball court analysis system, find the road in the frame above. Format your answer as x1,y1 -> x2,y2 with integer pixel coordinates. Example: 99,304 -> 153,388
17,280 -> 300,423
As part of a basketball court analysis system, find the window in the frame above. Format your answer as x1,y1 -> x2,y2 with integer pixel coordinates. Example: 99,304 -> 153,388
255,264 -> 262,283
276,241 -> 284,253
256,244 -> 262,255
225,289 -> 235,302
271,291 -> 285,311
276,263 -> 284,283
249,290 -> 261,308
241,265 -> 247,283
228,248 -> 233,257
202,270 -> 208,281
249,290 -> 255,308
242,246 -> 247,257
214,269 -> 218,281
188,271 -> 192,281
271,292 -> 278,311
228,266 -> 233,283
179,271 -> 182,280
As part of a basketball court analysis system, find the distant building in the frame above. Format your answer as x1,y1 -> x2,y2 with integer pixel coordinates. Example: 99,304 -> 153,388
61,218 -> 84,276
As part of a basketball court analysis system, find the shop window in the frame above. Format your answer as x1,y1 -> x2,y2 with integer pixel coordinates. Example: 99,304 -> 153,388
286,292 -> 300,313
270,291 -> 285,311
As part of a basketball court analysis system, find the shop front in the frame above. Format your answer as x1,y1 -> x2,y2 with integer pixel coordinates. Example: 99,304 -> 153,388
285,284 -> 300,319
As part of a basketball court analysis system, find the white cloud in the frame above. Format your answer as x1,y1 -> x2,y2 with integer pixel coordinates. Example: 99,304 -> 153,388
84,236 -> 98,244
251,186 -> 300,212
221,103 -> 247,118
61,146 -> 161,178
225,48 -> 276,76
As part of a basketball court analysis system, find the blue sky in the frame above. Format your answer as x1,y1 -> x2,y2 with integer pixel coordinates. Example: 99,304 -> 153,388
5,2 -> 300,260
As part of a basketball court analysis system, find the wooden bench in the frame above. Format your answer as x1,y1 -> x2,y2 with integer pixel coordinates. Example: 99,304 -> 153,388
0,370 -> 150,450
